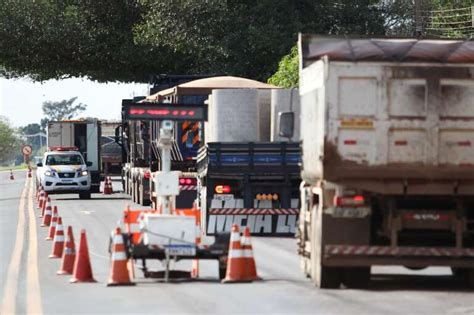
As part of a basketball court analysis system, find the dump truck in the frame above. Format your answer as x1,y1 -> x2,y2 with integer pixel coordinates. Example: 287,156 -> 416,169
46,120 -> 101,193
296,36 -> 474,288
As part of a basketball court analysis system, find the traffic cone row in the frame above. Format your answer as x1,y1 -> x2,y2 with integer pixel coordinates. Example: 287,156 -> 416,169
103,177 -> 113,195
222,224 -> 260,283
27,168 -> 32,178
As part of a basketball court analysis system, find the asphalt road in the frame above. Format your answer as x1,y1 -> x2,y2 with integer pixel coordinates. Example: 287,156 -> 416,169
1,170 -> 473,314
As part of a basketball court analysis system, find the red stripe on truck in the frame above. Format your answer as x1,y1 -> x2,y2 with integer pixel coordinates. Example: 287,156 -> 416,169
343,140 -> 357,145
394,140 -> 407,146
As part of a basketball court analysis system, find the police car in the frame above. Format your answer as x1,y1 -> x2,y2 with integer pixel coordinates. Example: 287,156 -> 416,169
36,147 -> 93,199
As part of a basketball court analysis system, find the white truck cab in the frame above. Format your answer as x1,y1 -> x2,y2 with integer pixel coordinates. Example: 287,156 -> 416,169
36,146 -> 92,199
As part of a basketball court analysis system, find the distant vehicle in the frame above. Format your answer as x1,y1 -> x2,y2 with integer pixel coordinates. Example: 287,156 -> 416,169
47,120 -> 101,193
101,121 -> 122,176
297,36 -> 474,289
36,147 -> 92,199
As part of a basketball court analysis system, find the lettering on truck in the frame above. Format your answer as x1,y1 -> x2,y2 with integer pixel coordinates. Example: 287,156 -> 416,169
206,209 -> 299,236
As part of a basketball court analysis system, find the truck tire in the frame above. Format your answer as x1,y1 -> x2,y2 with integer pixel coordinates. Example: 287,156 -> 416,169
139,185 -> 151,206
219,265 -> 227,280
131,182 -> 137,203
79,192 -> 91,199
468,269 -> 474,289
311,205 -> 341,288
342,267 -> 370,289
452,268 -> 474,288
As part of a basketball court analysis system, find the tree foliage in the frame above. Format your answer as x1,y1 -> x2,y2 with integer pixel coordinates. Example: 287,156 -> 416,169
19,123 -> 44,150
1,0 -> 392,83
0,116 -> 20,164
267,46 -> 299,88
0,0 -> 180,82
135,0 -> 387,81
40,97 -> 87,129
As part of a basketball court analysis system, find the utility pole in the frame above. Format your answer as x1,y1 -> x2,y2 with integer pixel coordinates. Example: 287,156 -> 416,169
414,0 -> 423,38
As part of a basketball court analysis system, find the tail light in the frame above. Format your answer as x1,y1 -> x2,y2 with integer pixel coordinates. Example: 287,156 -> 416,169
179,178 -> 196,185
215,185 -> 231,194
143,171 -> 151,179
334,195 -> 365,207
256,193 -> 279,200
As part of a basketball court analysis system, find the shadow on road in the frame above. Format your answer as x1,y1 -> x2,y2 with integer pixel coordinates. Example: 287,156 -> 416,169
367,274 -> 472,292
53,196 -> 130,201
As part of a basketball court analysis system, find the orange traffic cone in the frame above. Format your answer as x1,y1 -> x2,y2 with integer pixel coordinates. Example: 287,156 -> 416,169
38,190 -> 45,209
40,196 -> 50,218
49,217 -> 65,259
103,177 -> 113,195
36,186 -> 41,203
241,227 -> 260,281
107,227 -> 135,286
70,229 -> 97,283
57,226 -> 76,275
46,206 -> 59,241
27,168 -> 32,178
41,203 -> 53,227
222,224 -> 252,283
9,170 -> 14,180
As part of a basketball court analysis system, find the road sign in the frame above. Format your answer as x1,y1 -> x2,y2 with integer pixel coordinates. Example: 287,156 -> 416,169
22,145 -> 33,156
123,102 -> 208,121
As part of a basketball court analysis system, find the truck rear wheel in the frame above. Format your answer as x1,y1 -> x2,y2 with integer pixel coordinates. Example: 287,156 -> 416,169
452,268 -> 474,288
139,185 -> 150,206
311,205 -> 341,288
342,267 -> 370,289
131,182 -> 137,203
468,269 -> 474,289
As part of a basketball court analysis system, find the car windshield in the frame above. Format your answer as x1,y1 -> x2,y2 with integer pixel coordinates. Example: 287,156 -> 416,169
45,154 -> 84,166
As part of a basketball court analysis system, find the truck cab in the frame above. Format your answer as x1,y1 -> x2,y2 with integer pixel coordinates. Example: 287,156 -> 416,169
36,146 -> 92,199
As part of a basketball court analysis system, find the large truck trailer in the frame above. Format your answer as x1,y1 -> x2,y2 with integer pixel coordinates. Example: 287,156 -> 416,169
296,36 -> 474,288
197,142 -> 300,236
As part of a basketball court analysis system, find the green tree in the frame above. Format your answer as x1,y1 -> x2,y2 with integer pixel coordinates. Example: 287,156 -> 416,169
0,116 -> 20,165
0,0 -> 180,82
267,46 -> 299,88
423,0 -> 473,38
135,0 -> 388,81
1,0 -> 394,83
19,123 -> 44,150
40,97 -> 87,129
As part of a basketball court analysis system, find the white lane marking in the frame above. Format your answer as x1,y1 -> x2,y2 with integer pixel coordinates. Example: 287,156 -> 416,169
80,210 -> 95,215
0,179 -> 28,314
89,251 -> 110,260
26,179 -> 43,314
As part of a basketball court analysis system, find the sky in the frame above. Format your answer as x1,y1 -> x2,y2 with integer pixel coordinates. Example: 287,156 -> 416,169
0,77 -> 148,127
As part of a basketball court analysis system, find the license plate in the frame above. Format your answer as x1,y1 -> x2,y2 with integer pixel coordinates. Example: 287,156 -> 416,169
327,207 -> 371,218
61,179 -> 73,183
164,244 -> 196,256
213,194 -> 234,201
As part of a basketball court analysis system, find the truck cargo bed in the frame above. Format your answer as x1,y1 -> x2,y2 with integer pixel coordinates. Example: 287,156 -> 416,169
197,142 -> 300,175
300,60 -> 474,194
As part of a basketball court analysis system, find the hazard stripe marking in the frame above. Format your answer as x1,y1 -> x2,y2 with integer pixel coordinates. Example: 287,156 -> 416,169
325,245 -> 474,257
209,208 -> 300,215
